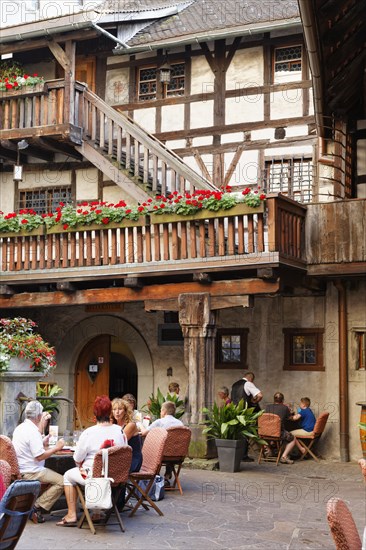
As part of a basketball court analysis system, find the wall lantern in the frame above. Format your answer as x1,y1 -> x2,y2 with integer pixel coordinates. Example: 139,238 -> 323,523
13,139 -> 29,182
167,367 -> 173,377
158,52 -> 171,84
88,359 -> 99,383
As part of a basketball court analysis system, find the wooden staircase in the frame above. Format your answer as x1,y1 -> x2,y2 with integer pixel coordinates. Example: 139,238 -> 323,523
77,88 -> 219,201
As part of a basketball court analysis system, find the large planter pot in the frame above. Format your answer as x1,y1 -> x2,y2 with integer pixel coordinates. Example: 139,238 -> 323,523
215,438 -> 245,472
8,357 -> 35,372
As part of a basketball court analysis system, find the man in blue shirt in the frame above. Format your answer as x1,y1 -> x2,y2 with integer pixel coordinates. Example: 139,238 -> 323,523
290,397 -> 316,435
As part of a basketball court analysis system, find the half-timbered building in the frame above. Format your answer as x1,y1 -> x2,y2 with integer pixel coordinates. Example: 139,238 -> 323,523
0,0 -> 364,460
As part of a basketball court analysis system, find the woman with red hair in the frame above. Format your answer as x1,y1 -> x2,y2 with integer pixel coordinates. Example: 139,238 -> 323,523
56,395 -> 126,526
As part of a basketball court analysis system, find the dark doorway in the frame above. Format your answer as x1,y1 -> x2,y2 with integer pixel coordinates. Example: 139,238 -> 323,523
109,352 -> 137,400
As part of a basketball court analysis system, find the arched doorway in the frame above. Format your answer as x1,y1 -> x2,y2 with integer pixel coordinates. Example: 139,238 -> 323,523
58,316 -> 152,429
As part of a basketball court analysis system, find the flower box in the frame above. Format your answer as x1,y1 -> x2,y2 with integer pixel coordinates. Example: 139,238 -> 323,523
0,82 -> 47,99
150,202 -> 265,224
0,226 -> 45,239
45,217 -> 148,234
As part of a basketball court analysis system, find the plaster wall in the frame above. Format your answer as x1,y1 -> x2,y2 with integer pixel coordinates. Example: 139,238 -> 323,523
226,47 -> 264,89
226,96 -> 264,124
161,104 -> 185,133
271,89 -> 303,119
191,56 -> 213,95
0,172 -> 15,213
76,168 -> 98,200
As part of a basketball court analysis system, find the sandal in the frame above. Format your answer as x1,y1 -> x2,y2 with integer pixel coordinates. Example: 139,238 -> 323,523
280,456 -> 294,464
56,517 -> 78,527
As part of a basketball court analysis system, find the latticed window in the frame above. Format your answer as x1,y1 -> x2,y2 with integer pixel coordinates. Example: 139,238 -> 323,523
283,329 -> 324,371
274,45 -> 302,74
138,63 -> 185,101
264,158 -> 313,203
216,329 -> 248,369
18,187 -> 73,214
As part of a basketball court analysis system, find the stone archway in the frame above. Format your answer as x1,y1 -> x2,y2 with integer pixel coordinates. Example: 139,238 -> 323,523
56,315 -> 153,423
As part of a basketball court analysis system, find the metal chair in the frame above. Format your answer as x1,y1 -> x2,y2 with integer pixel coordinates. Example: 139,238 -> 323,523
326,497 -> 362,550
296,412 -> 329,462
0,480 -> 41,550
161,426 -> 191,495
257,413 -> 283,466
125,427 -> 168,517
76,445 -> 132,535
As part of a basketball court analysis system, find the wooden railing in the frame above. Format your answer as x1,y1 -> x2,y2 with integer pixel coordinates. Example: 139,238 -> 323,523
0,80 -> 85,135
81,88 -> 217,194
0,196 -> 306,280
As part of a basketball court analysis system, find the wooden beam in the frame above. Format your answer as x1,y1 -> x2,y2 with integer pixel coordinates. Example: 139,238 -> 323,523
47,39 -> 70,71
0,279 -> 279,309
145,294 -> 253,311
34,137 -> 82,159
193,149 -> 212,182
224,37 -> 241,71
223,144 -> 244,186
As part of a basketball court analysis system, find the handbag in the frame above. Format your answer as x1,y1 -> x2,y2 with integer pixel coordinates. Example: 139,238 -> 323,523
137,475 -> 165,502
85,449 -> 114,510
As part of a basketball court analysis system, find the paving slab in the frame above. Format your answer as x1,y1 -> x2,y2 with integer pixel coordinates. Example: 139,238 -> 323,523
16,460 -> 366,550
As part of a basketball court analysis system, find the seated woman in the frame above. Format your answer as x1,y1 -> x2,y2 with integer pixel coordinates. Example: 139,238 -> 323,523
122,393 -> 143,430
56,395 -> 126,526
112,398 -> 142,473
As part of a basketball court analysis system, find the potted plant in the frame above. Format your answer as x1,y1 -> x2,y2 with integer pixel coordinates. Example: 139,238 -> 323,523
0,317 -> 57,375
202,400 -> 264,472
142,387 -> 185,421
36,383 -> 63,425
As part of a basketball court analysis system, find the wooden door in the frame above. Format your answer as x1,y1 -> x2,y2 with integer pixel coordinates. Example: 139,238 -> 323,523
75,57 -> 96,91
74,335 -> 110,429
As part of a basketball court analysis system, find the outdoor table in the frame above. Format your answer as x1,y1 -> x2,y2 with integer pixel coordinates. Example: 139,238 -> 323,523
45,450 -> 75,475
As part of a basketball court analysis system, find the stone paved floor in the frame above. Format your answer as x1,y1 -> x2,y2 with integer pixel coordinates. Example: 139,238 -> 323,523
17,460 -> 366,550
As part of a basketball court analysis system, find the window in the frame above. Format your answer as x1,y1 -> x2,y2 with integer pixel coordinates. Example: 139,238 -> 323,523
274,45 -> 302,83
18,187 -> 73,214
283,328 -> 324,371
138,62 -> 185,101
355,331 -> 366,370
264,158 -> 313,202
216,329 -> 248,369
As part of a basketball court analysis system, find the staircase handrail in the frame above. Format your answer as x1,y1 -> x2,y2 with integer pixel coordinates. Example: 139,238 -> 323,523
83,87 -> 219,192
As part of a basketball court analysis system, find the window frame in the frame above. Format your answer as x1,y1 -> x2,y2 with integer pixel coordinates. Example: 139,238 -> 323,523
137,61 -> 185,102
283,328 -> 324,371
263,156 -> 313,203
215,328 -> 249,370
17,186 -> 74,214
273,44 -> 303,83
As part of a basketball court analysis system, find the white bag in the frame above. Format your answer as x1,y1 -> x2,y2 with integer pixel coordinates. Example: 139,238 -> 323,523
85,449 -> 114,510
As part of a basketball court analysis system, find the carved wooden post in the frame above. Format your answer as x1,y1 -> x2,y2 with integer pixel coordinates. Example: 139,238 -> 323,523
178,293 -> 216,425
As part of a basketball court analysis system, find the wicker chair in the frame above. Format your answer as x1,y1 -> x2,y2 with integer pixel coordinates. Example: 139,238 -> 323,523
257,413 -> 283,466
326,497 -> 362,550
0,434 -> 51,499
296,412 -> 329,462
125,427 -> 168,517
0,437 -> 21,482
161,426 -> 191,495
358,458 -> 366,483
0,480 -> 41,550
76,445 -> 132,535
0,460 -> 12,490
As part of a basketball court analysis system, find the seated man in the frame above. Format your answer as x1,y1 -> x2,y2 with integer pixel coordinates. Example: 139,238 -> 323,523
141,401 -> 183,487
12,400 -> 65,523
265,392 -> 305,464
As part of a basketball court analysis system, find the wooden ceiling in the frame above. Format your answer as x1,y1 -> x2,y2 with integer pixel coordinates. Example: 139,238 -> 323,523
309,0 -> 365,120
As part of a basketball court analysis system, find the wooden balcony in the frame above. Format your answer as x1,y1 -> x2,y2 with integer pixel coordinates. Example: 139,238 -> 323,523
0,195 -> 306,286
306,199 -> 366,276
